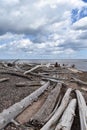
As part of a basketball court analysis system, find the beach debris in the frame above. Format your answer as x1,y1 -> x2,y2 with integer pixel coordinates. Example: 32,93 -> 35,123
15,81 -> 41,87
55,99 -> 76,130
76,90 -> 87,130
0,81 -> 50,129
71,77 -> 87,86
30,83 -> 62,126
41,88 -> 72,130
0,71 -> 32,80
0,78 -> 9,83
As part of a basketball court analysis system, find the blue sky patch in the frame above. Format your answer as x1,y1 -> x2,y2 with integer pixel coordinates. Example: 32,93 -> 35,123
71,6 -> 87,23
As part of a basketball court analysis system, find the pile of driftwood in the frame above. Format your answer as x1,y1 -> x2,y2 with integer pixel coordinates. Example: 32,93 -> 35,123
0,60 -> 87,130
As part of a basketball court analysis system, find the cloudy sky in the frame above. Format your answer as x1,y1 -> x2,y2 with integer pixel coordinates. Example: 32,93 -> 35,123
0,0 -> 87,59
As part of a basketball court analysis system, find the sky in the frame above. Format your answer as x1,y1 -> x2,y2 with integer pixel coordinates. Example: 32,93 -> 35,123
0,0 -> 87,59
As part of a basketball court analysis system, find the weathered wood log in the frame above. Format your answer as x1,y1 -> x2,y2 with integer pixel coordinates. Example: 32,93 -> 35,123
41,88 -> 72,130
0,71 -> 32,80
30,83 -> 62,127
76,90 -> 87,130
44,95 -> 62,124
15,81 -> 41,87
71,77 -> 87,86
30,72 -> 68,80
24,65 -> 44,75
0,78 -> 9,83
55,99 -> 76,130
0,81 -> 50,129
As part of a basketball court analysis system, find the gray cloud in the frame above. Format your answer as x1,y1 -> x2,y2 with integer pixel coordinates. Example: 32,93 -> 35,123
0,0 -> 87,58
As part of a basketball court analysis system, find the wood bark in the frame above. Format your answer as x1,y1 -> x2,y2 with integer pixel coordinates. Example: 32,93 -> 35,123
0,81 -> 50,130
30,83 -> 62,127
41,88 -> 72,130
55,99 -> 76,130
76,90 -> 87,130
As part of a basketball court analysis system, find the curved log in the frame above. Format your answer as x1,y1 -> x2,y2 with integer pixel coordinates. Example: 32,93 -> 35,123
0,81 -> 50,129
41,88 -> 72,130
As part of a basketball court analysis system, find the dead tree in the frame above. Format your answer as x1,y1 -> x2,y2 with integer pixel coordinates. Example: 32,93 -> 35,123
0,81 -> 50,130
41,88 -> 72,130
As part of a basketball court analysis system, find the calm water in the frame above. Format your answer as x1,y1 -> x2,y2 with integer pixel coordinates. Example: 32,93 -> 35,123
1,59 -> 87,72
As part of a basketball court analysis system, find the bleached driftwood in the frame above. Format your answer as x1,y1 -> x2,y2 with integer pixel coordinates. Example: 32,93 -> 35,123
55,99 -> 76,130
44,95 -> 62,123
41,88 -> 72,130
24,65 -> 44,75
15,81 -> 41,87
0,78 -> 9,83
30,83 -> 62,126
71,77 -> 87,86
0,81 -> 50,129
76,90 -> 87,130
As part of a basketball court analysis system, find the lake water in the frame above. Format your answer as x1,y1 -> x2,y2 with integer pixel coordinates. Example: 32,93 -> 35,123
1,59 -> 87,72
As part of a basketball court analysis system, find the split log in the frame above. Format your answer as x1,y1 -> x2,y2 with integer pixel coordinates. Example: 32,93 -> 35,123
55,99 -> 76,130
71,77 -> 87,86
76,90 -> 87,130
0,81 -> 50,129
30,83 -> 62,126
0,78 -> 9,83
41,88 -> 72,130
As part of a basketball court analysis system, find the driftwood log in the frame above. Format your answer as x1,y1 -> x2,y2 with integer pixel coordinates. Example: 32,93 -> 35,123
0,78 -> 9,83
24,65 -> 43,75
41,88 -> 72,130
0,81 -> 50,129
55,99 -> 76,130
44,95 -> 62,123
15,81 -> 41,87
76,90 -> 87,130
0,71 -> 32,80
71,77 -> 87,86
30,83 -> 62,127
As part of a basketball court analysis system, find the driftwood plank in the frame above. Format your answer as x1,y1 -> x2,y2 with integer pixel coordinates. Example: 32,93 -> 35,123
55,99 -> 76,130
30,83 -> 62,126
41,88 -> 72,130
0,81 -> 50,129
76,90 -> 87,130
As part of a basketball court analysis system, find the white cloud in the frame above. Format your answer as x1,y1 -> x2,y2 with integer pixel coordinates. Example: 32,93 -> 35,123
0,0 -> 87,58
